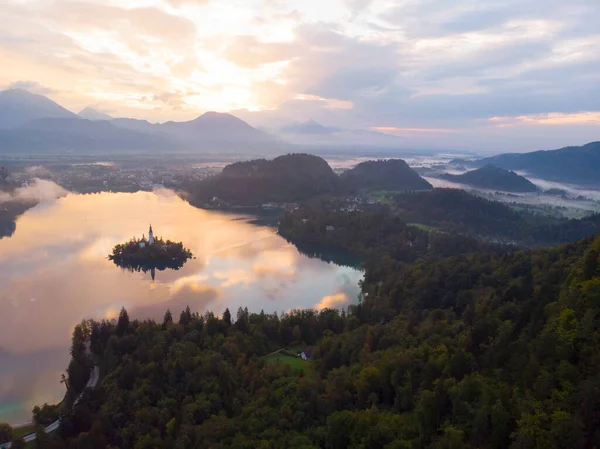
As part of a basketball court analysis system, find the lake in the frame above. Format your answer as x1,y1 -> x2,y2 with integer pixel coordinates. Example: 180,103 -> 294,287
0,190 -> 363,424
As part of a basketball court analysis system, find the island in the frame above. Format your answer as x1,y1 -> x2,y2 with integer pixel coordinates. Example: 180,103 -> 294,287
109,224 -> 193,274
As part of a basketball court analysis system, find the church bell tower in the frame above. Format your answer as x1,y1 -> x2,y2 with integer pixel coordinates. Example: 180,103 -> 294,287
148,224 -> 155,246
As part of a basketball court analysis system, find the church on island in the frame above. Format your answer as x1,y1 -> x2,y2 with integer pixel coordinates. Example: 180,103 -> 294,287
139,224 -> 155,248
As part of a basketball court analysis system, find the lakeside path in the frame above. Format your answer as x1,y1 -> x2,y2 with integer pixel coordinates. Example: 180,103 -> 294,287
0,366 -> 99,448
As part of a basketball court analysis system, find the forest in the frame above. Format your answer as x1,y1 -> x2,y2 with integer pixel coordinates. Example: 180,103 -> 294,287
30,207 -> 600,448
295,188 -> 599,247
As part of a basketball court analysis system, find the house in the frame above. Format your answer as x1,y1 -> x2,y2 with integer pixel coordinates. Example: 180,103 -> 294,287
300,349 -> 312,361
301,218 -> 309,224
326,225 -> 335,231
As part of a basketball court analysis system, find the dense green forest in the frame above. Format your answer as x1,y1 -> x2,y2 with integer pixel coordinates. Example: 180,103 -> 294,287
279,190 -> 600,251
390,189 -> 600,246
47,230 -> 600,448
440,164 -> 537,193
279,201 -> 509,266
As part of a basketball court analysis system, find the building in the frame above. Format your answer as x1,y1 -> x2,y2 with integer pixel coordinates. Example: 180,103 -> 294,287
300,349 -> 312,361
139,225 -> 155,248
148,224 -> 155,246
326,225 -> 336,231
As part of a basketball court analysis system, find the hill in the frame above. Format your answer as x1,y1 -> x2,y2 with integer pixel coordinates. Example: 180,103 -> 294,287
440,164 -> 538,192
186,154 -> 341,206
341,159 -> 432,192
0,89 -> 77,129
470,141 -> 600,185
48,228 -> 600,448
0,200 -> 36,239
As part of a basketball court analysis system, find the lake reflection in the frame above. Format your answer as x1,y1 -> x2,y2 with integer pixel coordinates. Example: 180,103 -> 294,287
0,190 -> 363,423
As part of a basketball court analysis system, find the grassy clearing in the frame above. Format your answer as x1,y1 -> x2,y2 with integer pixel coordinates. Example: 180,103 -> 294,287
264,352 -> 311,372
408,222 -> 437,232
370,191 -> 394,205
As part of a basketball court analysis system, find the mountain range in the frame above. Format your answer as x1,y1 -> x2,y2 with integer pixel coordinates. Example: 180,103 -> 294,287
0,89 -> 280,153
440,164 -> 538,193
278,119 -> 408,148
461,141 -> 600,185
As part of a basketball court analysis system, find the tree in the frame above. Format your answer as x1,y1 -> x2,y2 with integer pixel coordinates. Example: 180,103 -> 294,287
116,307 -> 129,336
179,306 -> 192,325
163,309 -> 173,328
235,307 -> 249,333
223,308 -> 232,327
0,423 -> 13,442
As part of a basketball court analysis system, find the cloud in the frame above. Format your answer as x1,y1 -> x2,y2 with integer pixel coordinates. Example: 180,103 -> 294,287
7,80 -> 57,95
0,0 -> 599,149
488,112 -> 600,126
0,179 -> 69,205
316,292 -> 350,310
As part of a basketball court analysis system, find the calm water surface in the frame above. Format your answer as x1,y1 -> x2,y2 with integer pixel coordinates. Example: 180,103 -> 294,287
0,191 -> 362,423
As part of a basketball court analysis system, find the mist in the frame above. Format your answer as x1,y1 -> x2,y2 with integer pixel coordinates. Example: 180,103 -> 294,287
0,179 -> 69,205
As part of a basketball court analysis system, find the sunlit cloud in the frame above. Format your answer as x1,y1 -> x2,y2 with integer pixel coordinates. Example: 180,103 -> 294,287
294,94 -> 354,110
0,0 -> 598,148
489,111 -> 600,126
315,292 -> 349,310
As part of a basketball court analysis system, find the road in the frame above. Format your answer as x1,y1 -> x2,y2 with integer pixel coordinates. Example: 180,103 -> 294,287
0,366 -> 99,448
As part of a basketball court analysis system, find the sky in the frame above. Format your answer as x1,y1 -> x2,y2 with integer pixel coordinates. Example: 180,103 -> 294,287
0,0 -> 599,151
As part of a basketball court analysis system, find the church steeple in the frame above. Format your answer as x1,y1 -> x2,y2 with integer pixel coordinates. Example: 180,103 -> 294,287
148,224 -> 155,246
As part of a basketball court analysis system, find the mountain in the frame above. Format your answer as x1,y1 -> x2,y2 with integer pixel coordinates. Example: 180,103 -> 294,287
278,121 -> 408,148
468,141 -> 600,185
341,159 -> 433,192
78,107 -> 112,121
0,118 -> 172,153
110,118 -> 158,134
281,119 -> 338,135
160,111 -> 278,145
0,89 -> 77,129
0,89 -> 284,154
440,164 -> 538,192
186,154 -> 341,206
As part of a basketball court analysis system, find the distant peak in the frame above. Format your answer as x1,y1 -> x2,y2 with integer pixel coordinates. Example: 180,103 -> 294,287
78,107 -> 113,121
199,111 -> 232,118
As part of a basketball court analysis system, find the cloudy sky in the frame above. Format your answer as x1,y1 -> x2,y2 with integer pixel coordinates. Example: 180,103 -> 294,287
1,0 -> 599,151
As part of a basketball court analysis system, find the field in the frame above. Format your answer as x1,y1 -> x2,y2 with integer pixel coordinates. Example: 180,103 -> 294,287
408,222 -> 437,232
369,191 -> 394,205
263,349 -> 312,373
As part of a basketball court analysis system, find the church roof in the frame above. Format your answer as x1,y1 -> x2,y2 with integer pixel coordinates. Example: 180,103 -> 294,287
141,234 -> 147,242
